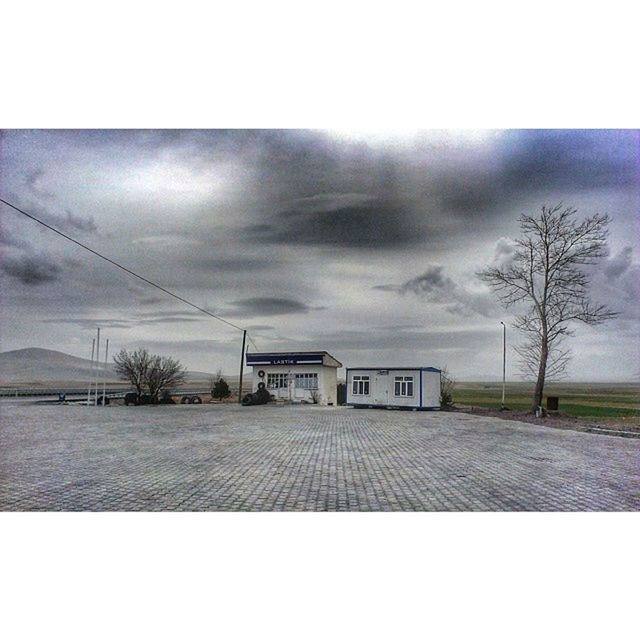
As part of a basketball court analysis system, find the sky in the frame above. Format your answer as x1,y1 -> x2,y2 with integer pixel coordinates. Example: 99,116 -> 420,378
1,129 -> 638,381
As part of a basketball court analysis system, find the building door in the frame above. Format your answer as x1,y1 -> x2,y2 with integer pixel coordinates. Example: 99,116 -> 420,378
373,371 -> 390,405
267,372 -> 291,400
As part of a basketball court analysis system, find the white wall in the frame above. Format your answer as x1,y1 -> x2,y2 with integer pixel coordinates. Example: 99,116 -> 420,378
346,369 -> 420,408
346,369 -> 441,409
421,370 -> 441,408
251,365 -> 337,405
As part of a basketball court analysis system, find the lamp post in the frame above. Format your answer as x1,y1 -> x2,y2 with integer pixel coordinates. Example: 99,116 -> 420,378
500,321 -> 506,410
238,330 -> 247,404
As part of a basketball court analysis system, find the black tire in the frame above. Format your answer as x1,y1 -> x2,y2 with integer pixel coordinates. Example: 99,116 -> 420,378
257,382 -> 266,390
180,396 -> 190,404
258,370 -> 265,378
190,395 -> 202,404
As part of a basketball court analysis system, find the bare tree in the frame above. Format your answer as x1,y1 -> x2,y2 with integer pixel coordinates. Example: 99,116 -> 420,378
145,354 -> 187,403
439,366 -> 456,408
113,347 -> 152,403
479,204 -> 617,413
113,348 -> 186,404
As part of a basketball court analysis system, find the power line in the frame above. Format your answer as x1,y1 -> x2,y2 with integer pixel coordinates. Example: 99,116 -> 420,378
1,197 -> 257,341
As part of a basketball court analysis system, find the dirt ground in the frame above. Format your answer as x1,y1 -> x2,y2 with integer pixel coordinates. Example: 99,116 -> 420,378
454,405 -> 640,436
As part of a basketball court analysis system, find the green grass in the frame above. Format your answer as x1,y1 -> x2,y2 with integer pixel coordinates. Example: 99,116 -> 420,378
453,382 -> 640,419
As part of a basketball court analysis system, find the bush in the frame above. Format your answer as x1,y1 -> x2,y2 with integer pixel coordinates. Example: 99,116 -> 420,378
212,377 -> 231,400
440,366 -> 456,409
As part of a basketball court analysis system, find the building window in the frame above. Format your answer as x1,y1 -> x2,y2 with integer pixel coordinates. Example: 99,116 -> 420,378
394,376 -> 414,397
267,373 -> 289,389
352,375 -> 370,395
295,373 -> 318,390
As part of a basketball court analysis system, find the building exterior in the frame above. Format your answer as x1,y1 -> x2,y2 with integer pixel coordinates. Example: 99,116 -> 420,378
245,351 -> 342,406
346,367 -> 441,410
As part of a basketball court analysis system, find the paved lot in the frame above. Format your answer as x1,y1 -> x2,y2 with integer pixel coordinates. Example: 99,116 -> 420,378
1,401 -> 639,511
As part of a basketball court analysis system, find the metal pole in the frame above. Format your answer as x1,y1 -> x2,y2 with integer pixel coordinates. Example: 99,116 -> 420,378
94,327 -> 100,406
102,338 -> 109,406
238,329 -> 247,404
500,321 -> 506,409
87,337 -> 95,406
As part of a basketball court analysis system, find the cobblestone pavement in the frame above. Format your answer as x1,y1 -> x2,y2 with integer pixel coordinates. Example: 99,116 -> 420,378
1,401 -> 639,511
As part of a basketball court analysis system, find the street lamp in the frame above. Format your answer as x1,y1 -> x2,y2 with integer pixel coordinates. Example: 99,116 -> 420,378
500,321 -> 506,410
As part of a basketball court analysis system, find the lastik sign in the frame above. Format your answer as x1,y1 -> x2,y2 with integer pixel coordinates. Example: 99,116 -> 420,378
246,353 -> 324,366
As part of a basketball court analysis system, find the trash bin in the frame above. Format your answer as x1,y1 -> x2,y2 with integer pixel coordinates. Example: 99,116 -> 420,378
547,396 -> 559,411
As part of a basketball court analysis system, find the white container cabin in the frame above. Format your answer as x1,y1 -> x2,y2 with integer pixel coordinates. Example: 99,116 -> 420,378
246,351 -> 342,406
346,367 -> 441,410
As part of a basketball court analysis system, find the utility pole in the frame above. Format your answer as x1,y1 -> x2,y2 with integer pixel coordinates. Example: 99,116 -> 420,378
101,338 -> 109,406
500,321 -> 506,410
87,337 -> 95,406
94,327 -> 100,406
238,330 -> 247,404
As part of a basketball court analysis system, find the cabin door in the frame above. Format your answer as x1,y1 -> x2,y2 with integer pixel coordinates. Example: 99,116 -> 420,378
373,371 -> 390,405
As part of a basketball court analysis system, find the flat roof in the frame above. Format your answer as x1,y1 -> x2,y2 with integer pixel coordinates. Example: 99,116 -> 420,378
346,367 -> 441,372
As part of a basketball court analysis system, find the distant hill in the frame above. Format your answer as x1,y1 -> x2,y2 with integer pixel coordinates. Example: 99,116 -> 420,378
0,347 -> 222,389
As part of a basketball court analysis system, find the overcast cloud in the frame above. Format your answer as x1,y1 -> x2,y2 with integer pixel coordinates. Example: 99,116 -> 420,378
1,129 -> 638,380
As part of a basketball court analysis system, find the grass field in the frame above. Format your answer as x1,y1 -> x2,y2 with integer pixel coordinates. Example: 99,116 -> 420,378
453,381 -> 640,421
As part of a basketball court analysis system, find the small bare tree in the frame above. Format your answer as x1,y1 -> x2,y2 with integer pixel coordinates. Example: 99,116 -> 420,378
439,366 -> 456,408
113,347 -> 152,403
145,354 -> 187,403
479,204 -> 617,413
113,348 -> 186,404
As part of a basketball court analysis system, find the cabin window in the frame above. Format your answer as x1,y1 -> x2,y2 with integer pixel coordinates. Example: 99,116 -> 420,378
267,373 -> 289,389
394,376 -> 414,397
352,375 -> 370,395
295,373 -> 318,389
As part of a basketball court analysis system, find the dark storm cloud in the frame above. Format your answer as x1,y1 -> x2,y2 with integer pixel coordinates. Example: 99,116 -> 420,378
12,167 -> 99,234
40,312 -> 205,330
400,266 -> 456,295
133,310 -> 206,325
501,130 -> 640,191
604,246 -> 633,280
244,195 -> 428,249
138,316 -> 202,325
1,254 -> 62,285
41,317 -> 133,329
59,208 -> 98,232
372,284 -> 401,292
3,190 -> 98,236
227,297 -> 322,317
589,246 -> 640,321
377,264 -> 498,318
230,129 -> 640,253
438,184 -> 501,215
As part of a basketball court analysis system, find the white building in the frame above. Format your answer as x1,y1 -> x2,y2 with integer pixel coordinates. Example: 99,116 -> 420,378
346,367 -> 441,410
246,351 -> 342,406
